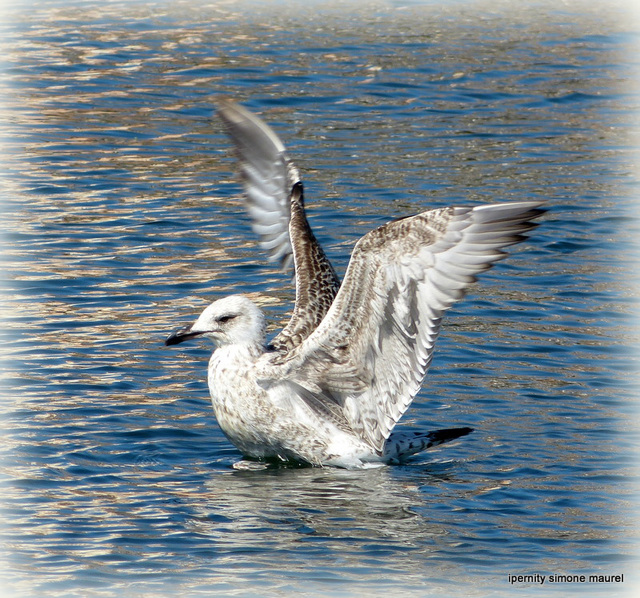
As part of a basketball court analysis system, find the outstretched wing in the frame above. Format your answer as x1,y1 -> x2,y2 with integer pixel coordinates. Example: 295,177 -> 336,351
217,99 -> 298,271
217,100 -> 341,352
260,202 -> 544,453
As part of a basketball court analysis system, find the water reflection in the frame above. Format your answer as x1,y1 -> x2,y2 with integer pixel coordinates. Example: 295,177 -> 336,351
200,466 -> 441,542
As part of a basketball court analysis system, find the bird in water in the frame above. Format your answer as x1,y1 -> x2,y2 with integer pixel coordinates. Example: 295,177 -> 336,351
165,100 -> 544,470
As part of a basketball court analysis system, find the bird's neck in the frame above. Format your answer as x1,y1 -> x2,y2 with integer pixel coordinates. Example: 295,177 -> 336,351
212,340 -> 265,364
207,341 -> 265,407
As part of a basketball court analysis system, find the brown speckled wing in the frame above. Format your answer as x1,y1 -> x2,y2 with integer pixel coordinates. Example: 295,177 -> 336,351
262,202 -> 544,453
217,100 -> 340,352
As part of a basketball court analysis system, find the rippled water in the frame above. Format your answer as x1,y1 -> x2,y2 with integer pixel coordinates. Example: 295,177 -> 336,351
1,0 -> 639,596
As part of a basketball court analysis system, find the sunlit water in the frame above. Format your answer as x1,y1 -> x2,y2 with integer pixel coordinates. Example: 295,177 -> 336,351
1,0 -> 639,596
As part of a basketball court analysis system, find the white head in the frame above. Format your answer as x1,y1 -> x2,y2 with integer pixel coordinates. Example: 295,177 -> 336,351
165,295 -> 265,348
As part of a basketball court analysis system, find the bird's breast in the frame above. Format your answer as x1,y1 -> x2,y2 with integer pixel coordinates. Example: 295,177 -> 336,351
206,346 -> 283,455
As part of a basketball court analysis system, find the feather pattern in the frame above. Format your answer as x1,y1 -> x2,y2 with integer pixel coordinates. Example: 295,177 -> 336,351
259,203 -> 544,454
217,100 -> 340,352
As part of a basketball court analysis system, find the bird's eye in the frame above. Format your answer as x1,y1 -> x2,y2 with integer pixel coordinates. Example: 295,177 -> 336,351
217,314 -> 236,323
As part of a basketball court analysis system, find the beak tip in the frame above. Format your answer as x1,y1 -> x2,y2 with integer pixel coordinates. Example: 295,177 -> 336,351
164,326 -> 205,347
165,326 -> 189,346
164,334 -> 181,347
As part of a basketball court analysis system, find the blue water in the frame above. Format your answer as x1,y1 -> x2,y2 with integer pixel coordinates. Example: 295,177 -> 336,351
1,1 -> 638,596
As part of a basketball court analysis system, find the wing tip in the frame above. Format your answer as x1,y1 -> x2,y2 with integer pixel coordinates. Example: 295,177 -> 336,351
471,201 -> 547,226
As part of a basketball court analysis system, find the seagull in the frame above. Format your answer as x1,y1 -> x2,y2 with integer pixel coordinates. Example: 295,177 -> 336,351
165,100 -> 544,469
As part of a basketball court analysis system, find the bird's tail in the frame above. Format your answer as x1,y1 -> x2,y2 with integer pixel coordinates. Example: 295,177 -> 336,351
383,427 -> 473,462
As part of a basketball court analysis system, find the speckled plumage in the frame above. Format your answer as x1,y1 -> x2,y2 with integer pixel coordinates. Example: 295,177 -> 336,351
217,100 -> 340,353
165,101 -> 544,469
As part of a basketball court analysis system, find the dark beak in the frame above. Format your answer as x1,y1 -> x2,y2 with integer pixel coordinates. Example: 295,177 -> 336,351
165,325 -> 205,346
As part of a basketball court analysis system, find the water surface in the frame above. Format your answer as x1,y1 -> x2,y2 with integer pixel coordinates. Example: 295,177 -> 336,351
1,1 -> 639,596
